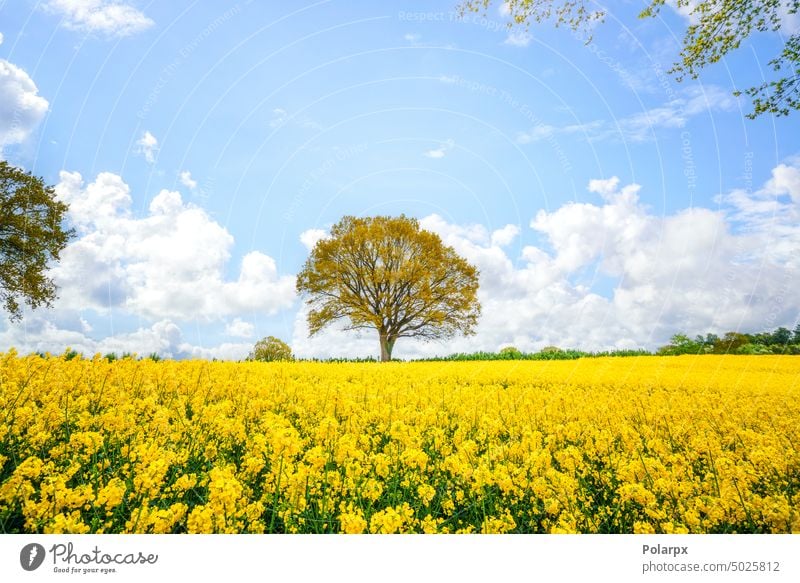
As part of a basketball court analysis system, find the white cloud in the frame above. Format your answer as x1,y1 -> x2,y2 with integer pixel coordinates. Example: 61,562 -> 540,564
764,162 -> 800,203
504,31 -> 532,47
424,139 -> 454,159
300,228 -> 327,251
44,0 -> 154,37
778,4 -> 800,34
516,85 -> 736,144
491,224 -> 521,247
0,59 -> 49,150
225,318 -> 255,338
179,170 -> 197,190
425,148 -> 446,159
0,315 -> 253,360
667,1 -> 798,34
516,121 -> 604,144
516,125 -> 556,144
404,33 -> 421,44
179,341 -> 252,361
616,85 -> 736,141
52,171 -> 296,320
588,176 -> 621,197
293,163 -> 800,359
665,0 -> 702,24
135,130 -> 158,163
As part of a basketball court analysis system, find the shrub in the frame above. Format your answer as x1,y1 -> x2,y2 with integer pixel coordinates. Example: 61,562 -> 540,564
540,346 -> 562,354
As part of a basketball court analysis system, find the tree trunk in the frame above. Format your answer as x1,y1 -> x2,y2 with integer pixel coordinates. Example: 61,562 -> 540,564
379,333 -> 396,362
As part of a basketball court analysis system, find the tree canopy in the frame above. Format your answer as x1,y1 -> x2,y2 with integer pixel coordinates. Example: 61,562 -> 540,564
249,336 -> 293,361
296,215 -> 481,361
459,0 -> 800,118
0,161 -> 73,321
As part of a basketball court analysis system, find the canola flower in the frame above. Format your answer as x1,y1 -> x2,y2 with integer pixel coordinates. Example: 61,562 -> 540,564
0,350 -> 798,534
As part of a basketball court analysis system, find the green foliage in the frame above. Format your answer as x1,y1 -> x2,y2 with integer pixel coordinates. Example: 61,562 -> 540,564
296,215 -> 481,361
249,336 -> 293,362
147,352 -> 162,362
657,333 -> 704,356
421,348 -> 646,361
540,345 -> 563,354
62,348 -> 81,361
459,0 -> 800,118
499,346 -> 523,359
658,326 -> 800,355
0,161 -> 74,321
771,327 -> 792,346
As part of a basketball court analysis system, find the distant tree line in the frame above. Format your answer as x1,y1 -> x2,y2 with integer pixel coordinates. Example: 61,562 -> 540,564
657,325 -> 800,356
23,324 -> 800,364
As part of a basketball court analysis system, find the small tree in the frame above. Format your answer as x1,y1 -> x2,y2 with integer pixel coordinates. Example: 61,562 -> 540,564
499,346 -> 522,359
249,336 -> 293,361
1,161 -> 74,321
657,333 -> 703,355
540,345 -> 562,354
296,215 -> 481,361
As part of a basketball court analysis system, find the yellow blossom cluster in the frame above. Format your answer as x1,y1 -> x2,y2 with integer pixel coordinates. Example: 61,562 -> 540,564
0,350 -> 797,533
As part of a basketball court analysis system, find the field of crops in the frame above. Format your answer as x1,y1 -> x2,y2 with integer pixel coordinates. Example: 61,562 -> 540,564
0,351 -> 797,534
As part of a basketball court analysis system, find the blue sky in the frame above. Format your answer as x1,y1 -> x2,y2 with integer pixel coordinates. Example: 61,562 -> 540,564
1,0 -> 799,359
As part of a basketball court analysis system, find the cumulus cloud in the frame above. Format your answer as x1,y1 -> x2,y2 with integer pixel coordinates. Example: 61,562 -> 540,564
225,318 -> 255,338
588,176 -> 621,197
293,163 -> 800,358
135,130 -> 158,163
0,59 -> 49,151
491,224 -> 521,247
51,171 -> 296,320
179,170 -> 197,190
44,0 -> 154,37
0,315 -> 252,360
300,228 -> 327,251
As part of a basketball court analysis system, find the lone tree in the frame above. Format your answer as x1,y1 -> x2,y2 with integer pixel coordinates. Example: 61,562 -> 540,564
459,0 -> 800,118
249,336 -> 293,361
0,161 -> 73,321
296,215 -> 481,361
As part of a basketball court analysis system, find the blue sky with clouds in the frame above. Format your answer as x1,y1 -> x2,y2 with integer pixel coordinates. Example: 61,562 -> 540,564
1,0 -> 799,359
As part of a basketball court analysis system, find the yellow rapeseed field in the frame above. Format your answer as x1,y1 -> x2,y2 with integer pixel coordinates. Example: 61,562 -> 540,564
0,351 -> 798,534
